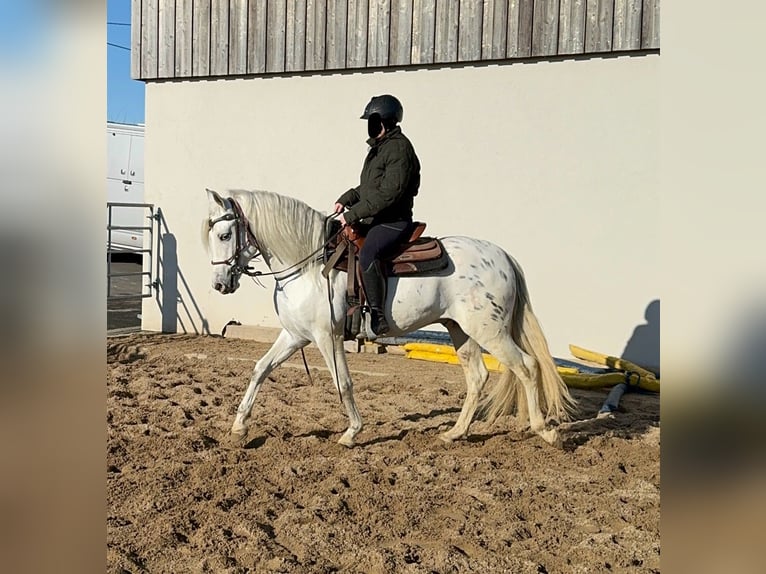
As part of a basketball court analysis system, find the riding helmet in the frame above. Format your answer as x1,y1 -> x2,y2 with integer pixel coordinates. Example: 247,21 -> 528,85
360,95 -> 404,123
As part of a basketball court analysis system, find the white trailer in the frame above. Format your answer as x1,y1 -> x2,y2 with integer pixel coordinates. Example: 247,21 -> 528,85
107,121 -> 146,254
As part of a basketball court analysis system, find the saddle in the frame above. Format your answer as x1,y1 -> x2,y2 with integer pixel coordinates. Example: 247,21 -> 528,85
323,220 -> 448,279
322,220 -> 449,340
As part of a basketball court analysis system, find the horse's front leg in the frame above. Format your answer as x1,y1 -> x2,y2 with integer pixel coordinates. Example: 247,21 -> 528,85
314,333 -> 363,447
230,329 -> 309,438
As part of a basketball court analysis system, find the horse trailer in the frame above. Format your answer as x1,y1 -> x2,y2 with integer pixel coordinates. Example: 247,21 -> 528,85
107,121 -> 146,255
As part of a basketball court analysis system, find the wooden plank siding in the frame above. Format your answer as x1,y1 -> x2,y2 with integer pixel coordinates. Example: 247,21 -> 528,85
131,0 -> 143,77
482,0 -> 508,61
613,0 -> 642,50
248,0 -> 268,74
327,0 -> 348,69
306,0 -> 327,71
641,0 -> 660,49
558,0 -> 586,55
368,0 -> 391,67
158,0 -> 175,77
511,0 -> 534,58
131,0 -> 660,80
411,0 -> 435,64
192,0 -> 211,76
140,0 -> 159,78
175,0 -> 193,76
458,0 -> 483,62
532,0 -> 560,57
210,0 -> 229,75
434,0 -> 459,64
229,0 -> 249,75
266,0 -> 287,73
391,0 -> 414,66
347,0 -> 369,68
287,0 -> 308,72
585,0 -> 614,53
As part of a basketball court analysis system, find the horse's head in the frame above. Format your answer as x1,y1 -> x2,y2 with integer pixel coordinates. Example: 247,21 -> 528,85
205,188 -> 259,294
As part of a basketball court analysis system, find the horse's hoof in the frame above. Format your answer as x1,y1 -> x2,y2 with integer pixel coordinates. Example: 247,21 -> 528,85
337,436 -> 355,448
439,432 -> 457,444
230,423 -> 248,439
222,431 -> 248,449
538,428 -> 563,448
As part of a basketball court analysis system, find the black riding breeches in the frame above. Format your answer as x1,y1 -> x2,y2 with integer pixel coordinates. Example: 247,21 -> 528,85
359,221 -> 412,269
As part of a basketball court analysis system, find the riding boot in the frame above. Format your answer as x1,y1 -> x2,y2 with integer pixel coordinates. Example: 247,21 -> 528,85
361,260 -> 389,340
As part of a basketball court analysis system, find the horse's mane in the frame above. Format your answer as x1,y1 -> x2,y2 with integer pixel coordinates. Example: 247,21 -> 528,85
227,188 -> 327,269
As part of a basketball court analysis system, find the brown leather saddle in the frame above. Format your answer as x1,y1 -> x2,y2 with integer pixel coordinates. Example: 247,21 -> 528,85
322,221 -> 448,279
322,220 -> 449,340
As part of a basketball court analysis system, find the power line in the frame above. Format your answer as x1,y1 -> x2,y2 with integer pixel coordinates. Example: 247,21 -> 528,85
108,42 -> 131,52
107,22 -> 131,26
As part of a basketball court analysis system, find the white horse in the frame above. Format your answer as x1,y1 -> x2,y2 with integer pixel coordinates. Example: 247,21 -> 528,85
204,188 -> 576,447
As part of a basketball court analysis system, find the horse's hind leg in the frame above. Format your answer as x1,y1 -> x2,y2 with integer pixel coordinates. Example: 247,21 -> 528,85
440,321 -> 490,443
478,333 -> 559,446
231,329 -> 309,438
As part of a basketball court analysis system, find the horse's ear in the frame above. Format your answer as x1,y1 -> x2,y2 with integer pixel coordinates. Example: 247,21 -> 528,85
206,188 -> 225,209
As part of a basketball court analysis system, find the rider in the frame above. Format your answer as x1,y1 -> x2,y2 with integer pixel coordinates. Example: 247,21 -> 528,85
334,95 -> 421,339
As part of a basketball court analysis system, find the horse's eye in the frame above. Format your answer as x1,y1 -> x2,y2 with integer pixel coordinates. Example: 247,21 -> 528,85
219,232 -> 232,241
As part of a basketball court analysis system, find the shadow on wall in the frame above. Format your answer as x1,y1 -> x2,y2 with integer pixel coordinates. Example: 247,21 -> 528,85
723,299 -> 766,391
621,299 -> 660,376
155,208 -> 210,335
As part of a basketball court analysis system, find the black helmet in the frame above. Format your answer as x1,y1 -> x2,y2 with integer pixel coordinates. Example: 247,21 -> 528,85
360,95 -> 404,123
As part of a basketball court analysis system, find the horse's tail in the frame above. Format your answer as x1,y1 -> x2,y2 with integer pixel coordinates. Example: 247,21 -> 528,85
518,299 -> 578,422
482,256 -> 577,425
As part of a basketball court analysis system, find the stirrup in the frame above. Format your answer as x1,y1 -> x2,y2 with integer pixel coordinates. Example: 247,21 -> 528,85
364,309 -> 388,341
356,308 -> 371,340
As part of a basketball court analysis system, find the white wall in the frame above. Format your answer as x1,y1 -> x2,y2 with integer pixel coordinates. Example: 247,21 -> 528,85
142,54 -> 658,364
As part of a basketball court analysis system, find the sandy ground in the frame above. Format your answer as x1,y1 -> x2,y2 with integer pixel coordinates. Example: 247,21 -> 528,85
107,333 -> 660,573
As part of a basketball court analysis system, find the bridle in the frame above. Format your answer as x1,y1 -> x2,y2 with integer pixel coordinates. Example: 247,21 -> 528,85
208,196 -> 344,283
207,197 -> 262,279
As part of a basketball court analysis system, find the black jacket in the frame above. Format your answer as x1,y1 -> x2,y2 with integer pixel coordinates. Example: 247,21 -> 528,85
337,126 -> 420,225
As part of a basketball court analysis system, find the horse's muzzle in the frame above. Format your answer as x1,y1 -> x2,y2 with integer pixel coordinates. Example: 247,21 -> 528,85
213,277 -> 238,294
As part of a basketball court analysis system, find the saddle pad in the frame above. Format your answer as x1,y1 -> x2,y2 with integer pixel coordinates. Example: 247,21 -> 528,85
388,238 -> 448,276
388,238 -> 442,263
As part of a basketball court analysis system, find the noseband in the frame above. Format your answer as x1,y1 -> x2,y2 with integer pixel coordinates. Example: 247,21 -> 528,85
208,197 -> 261,278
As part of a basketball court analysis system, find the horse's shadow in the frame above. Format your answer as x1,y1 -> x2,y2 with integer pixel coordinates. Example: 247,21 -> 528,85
243,428 -> 335,449
360,429 -> 410,447
243,435 -> 268,449
465,430 -> 525,443
353,407 -> 461,447
359,389 -> 659,449
240,390 -> 658,450
401,407 -> 461,423
291,429 -> 335,440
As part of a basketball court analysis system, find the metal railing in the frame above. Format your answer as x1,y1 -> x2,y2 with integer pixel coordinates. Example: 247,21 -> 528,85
107,202 -> 158,300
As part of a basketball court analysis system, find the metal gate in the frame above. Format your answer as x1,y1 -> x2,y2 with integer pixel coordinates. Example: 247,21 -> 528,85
107,202 -> 159,301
